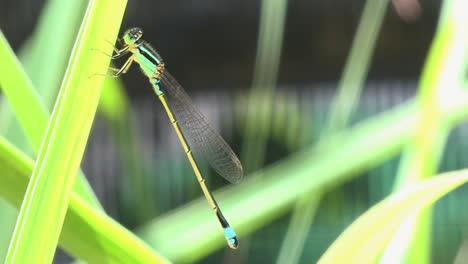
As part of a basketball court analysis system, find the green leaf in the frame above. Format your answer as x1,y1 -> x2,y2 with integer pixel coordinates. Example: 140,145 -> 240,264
0,136 -> 169,263
0,28 -> 102,210
318,170 -> 468,264
0,31 -> 49,150
5,0 -> 128,262
388,0 -> 468,261
138,91 -> 468,262
99,78 -> 130,122
241,0 -> 288,172
277,0 -> 390,262
141,104 -> 416,262
0,200 -> 16,263
18,0 -> 87,107
0,0 -> 86,155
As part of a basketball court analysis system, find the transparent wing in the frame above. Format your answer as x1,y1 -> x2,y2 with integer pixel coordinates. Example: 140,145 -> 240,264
160,71 -> 243,184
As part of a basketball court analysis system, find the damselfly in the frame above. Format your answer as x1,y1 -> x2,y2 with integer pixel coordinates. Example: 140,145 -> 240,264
108,27 -> 243,249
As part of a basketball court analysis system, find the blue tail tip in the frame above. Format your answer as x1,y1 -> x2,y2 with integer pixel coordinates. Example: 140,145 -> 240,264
224,226 -> 239,249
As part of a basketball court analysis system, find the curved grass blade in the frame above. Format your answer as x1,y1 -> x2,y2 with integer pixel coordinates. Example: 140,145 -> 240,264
387,1 -> 468,261
0,136 -> 169,263
278,0 -> 390,262
161,71 -> 243,184
5,0 -> 127,262
0,31 -> 49,151
318,170 -> 468,264
18,0 -> 87,108
0,0 -> 87,156
138,94 -> 468,262
0,31 -> 101,210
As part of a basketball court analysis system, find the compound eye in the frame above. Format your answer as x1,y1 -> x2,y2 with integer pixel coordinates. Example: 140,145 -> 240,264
130,29 -> 142,41
123,27 -> 143,44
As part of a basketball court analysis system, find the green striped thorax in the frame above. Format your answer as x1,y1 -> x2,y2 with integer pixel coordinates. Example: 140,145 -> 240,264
120,27 -> 166,95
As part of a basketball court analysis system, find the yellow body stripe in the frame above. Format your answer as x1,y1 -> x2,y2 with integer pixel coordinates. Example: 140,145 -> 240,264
158,93 -> 218,211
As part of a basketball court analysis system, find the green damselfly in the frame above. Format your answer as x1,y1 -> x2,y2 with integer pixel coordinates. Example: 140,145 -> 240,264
108,27 -> 243,249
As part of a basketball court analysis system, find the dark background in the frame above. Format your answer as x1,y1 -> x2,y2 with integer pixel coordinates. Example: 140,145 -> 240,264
1,0 -> 441,95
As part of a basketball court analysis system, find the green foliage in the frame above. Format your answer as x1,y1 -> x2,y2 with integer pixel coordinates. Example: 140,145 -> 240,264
0,0 -> 467,263
137,95 -> 468,262
3,0 -> 128,262
388,0 -> 468,262
278,0 -> 389,262
0,137 -> 168,263
320,170 -> 468,263
0,31 -> 101,210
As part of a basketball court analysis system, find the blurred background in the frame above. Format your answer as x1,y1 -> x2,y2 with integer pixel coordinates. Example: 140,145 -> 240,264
2,0 -> 468,263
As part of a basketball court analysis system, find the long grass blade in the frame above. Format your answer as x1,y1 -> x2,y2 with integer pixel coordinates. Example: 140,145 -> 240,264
18,0 -> 87,107
385,0 -> 468,262
0,31 -> 102,209
0,32 -> 49,150
137,94 -> 468,262
0,0 -> 87,154
241,0 -> 288,173
5,0 -> 127,262
277,1 -> 390,262
319,170 -> 468,263
0,136 -> 169,263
